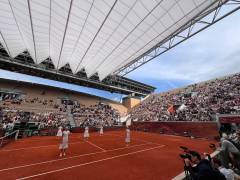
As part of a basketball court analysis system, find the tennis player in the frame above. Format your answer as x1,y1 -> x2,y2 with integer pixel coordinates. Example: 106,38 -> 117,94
84,126 -> 90,140
100,126 -> 103,136
56,125 -> 63,143
125,126 -> 131,146
59,127 -> 70,157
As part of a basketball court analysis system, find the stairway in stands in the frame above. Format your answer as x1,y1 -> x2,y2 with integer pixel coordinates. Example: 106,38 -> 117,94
13,112 -> 30,139
67,106 -> 76,128
17,122 -> 28,138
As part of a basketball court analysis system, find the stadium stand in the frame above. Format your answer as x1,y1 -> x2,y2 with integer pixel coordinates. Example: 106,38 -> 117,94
72,102 -> 120,127
0,79 -> 127,133
131,73 -> 240,122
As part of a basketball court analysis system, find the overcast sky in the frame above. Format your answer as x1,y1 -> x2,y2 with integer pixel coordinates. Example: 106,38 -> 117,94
0,9 -> 240,100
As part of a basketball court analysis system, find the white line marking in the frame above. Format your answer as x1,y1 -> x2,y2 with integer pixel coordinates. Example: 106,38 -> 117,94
0,142 -> 153,172
0,141 -> 85,152
105,133 -> 162,146
14,136 -> 82,143
17,145 -> 165,180
84,140 -> 106,151
15,139 -> 56,143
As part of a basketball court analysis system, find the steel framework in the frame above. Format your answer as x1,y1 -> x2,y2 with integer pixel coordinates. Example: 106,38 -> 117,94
115,0 -> 240,76
0,43 -> 155,96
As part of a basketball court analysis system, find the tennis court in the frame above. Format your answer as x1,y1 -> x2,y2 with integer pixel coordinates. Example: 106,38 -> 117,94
0,130 -> 215,180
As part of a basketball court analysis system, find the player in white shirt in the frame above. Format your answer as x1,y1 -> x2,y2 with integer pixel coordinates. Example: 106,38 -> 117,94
56,126 -> 63,137
59,127 -> 70,157
125,126 -> 131,146
84,126 -> 90,140
100,126 -> 103,136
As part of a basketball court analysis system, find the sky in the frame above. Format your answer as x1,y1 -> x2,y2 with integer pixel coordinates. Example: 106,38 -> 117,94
127,9 -> 240,92
0,8 -> 240,101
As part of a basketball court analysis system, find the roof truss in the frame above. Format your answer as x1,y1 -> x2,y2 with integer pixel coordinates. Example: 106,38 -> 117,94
115,0 -> 240,76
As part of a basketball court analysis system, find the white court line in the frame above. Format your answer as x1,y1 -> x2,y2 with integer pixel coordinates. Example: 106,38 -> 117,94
105,133 -> 163,146
15,139 -> 57,143
0,142 -> 153,172
0,141 -> 85,152
17,145 -> 166,180
85,140 -> 106,151
15,136 -> 82,143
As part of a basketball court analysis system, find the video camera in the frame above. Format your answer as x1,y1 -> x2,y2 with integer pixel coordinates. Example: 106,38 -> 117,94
179,146 -> 192,160
179,153 -> 192,160
179,146 -> 201,161
179,146 -> 193,180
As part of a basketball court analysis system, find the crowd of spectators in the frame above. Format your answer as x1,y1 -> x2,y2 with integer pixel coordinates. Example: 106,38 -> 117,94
30,112 -> 69,129
131,73 -> 240,122
1,95 -> 121,130
24,97 -> 54,106
1,94 -> 54,105
0,107 -> 70,130
72,102 -> 120,127
0,93 -> 72,129
0,93 -> 22,105
0,108 -> 19,131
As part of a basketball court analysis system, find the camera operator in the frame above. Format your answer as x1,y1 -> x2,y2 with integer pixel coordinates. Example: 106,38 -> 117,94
184,151 -> 226,180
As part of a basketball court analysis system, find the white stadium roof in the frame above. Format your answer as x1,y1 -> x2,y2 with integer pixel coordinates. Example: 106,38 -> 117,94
0,0 -> 227,80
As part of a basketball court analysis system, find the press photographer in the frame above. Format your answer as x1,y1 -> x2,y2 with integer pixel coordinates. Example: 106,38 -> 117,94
182,150 -> 226,180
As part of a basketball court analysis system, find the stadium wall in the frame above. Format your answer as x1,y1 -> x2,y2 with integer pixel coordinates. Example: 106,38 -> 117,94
71,126 -> 124,133
132,121 -> 219,139
122,96 -> 141,110
38,126 -> 124,135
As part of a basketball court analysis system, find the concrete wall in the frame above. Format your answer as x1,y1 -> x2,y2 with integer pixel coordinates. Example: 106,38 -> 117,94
132,121 -> 219,139
122,97 -> 141,110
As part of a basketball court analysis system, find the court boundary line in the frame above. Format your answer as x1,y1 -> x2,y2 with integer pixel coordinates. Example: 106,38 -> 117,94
0,133 -> 127,152
14,135 -> 93,143
17,145 -> 166,180
105,133 -> 163,146
0,141 -> 85,152
14,138 -> 60,143
0,142 -> 154,172
85,140 -> 106,151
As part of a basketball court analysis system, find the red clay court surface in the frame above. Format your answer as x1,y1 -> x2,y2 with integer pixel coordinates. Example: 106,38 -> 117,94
0,130 -> 215,180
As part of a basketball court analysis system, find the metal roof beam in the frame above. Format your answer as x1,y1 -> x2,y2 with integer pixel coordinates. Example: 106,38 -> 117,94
115,0 -> 240,76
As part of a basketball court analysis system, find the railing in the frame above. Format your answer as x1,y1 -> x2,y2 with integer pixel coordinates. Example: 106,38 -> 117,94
0,130 -> 19,147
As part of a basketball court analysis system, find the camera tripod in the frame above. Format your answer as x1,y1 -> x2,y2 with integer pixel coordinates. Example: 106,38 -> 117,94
182,159 -> 192,180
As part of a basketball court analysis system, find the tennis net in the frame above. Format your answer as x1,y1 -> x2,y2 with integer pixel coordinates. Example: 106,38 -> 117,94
0,130 -> 19,148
